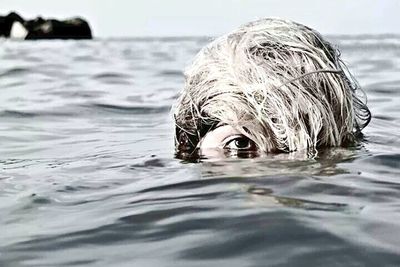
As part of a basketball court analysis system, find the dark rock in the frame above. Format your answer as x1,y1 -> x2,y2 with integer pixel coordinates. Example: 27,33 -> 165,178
0,12 -> 24,37
0,11 -> 92,40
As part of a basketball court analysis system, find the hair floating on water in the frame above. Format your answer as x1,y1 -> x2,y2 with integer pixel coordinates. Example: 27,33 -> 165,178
173,18 -> 371,157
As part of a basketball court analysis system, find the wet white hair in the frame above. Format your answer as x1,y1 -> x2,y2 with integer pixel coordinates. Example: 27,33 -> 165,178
174,18 -> 370,156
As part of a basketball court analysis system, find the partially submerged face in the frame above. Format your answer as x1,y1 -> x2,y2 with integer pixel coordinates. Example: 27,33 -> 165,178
173,18 -> 371,159
199,125 -> 259,158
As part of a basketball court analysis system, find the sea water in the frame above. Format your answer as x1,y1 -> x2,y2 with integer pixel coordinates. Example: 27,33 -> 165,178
0,36 -> 399,266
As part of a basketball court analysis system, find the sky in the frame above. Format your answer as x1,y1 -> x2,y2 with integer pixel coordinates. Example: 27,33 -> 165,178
1,0 -> 399,37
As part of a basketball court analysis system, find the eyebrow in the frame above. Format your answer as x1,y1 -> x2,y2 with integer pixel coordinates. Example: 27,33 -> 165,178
196,120 -> 220,144
175,119 -> 221,154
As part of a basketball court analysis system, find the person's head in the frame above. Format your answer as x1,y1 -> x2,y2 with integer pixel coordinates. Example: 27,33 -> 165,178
173,18 -> 371,159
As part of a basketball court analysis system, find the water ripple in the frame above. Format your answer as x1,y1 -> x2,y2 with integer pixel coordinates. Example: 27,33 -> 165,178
1,37 -> 400,267
89,103 -> 170,114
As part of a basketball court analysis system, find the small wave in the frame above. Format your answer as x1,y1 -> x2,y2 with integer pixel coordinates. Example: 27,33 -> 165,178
0,110 -> 73,118
56,185 -> 109,193
362,153 -> 400,169
137,177 -> 256,193
358,59 -> 396,72
156,70 -> 183,77
272,195 -> 353,212
89,103 -> 170,114
91,72 -> 132,85
92,73 -> 129,79
0,67 -> 31,77
0,104 -> 169,119
46,90 -> 105,99
373,115 -> 396,122
73,55 -> 97,62
329,33 -> 400,41
129,158 -> 166,169
365,80 -> 400,94
29,194 -> 52,205
151,51 -> 173,60
0,110 -> 37,118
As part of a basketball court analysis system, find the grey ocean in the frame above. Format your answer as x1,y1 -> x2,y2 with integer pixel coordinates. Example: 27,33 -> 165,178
1,36 -> 399,266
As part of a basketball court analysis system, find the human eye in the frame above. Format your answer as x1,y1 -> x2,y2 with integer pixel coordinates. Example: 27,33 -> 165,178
223,135 -> 257,151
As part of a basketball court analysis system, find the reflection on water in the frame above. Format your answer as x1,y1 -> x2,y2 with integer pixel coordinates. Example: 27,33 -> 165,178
200,147 -> 360,177
1,36 -> 400,266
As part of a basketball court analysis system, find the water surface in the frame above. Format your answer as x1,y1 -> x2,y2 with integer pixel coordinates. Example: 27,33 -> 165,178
1,36 -> 400,266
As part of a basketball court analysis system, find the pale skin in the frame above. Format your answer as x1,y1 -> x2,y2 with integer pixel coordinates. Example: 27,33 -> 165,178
199,125 -> 258,157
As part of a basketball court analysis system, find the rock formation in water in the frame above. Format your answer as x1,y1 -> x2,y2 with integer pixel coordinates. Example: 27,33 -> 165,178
0,12 -> 92,40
